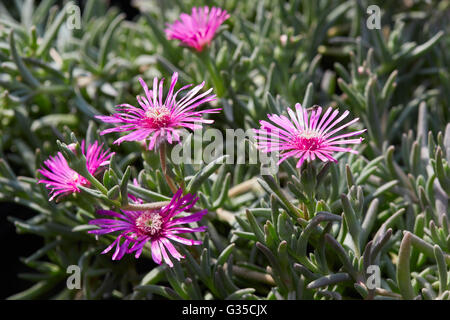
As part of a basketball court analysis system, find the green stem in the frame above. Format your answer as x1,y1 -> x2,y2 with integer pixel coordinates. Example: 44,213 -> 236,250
199,50 -> 226,97
85,171 -> 108,195
122,201 -> 171,211
231,265 -> 275,286
159,143 -> 178,194
227,177 -> 260,198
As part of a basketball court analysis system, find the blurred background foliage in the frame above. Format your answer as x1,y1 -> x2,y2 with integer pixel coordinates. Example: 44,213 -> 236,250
0,0 -> 449,300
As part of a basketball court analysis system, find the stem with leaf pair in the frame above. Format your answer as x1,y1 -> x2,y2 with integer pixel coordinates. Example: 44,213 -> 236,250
198,49 -> 226,98
159,142 -> 178,194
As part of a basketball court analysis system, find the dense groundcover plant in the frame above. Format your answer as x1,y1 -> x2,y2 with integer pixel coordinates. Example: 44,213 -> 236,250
0,0 -> 449,301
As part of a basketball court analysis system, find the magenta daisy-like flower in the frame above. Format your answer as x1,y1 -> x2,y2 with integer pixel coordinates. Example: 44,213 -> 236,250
96,72 -> 220,150
38,141 -> 112,201
88,189 -> 207,266
165,6 -> 230,52
254,103 -> 366,168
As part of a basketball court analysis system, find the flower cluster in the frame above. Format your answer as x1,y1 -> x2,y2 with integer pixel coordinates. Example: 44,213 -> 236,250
38,141 -> 112,201
88,189 -> 206,266
165,6 -> 230,52
96,72 -> 221,150
254,104 -> 366,168
36,6 -> 366,267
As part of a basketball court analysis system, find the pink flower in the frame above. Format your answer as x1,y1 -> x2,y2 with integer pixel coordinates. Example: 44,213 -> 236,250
165,6 -> 229,52
96,72 -> 220,150
88,188 -> 207,266
128,178 -> 143,204
254,104 -> 366,168
38,141 -> 112,201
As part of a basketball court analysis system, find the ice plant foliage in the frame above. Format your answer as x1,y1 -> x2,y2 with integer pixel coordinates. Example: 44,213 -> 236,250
37,141 -> 112,201
165,6 -> 230,52
88,189 -> 207,266
4,0 -> 450,302
255,104 -> 366,168
96,72 -> 221,150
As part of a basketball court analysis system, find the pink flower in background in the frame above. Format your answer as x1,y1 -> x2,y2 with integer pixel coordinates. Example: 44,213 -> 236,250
165,6 -> 229,52
127,178 -> 143,204
96,72 -> 220,150
254,104 -> 366,168
38,141 -> 112,201
88,188 -> 207,266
